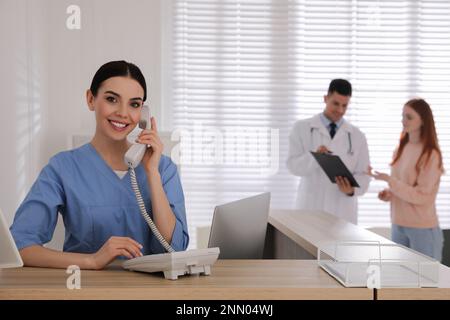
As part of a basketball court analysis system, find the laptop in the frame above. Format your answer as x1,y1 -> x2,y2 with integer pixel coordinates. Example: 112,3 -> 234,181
208,192 -> 271,259
0,208 -> 23,268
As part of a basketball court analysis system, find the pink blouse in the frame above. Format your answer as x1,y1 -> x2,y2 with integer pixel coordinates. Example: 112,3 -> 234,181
388,143 -> 442,228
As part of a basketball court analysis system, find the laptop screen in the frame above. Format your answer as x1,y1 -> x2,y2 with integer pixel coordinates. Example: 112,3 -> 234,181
0,209 -> 23,268
208,192 -> 270,259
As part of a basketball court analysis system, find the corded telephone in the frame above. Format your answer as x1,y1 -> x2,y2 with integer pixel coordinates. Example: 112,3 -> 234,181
122,105 -> 219,280
124,103 -> 152,169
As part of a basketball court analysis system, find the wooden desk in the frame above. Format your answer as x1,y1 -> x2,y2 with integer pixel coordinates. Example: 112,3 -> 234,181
0,260 -> 373,300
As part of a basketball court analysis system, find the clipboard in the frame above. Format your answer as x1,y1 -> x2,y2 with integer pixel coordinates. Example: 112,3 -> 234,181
310,151 -> 360,188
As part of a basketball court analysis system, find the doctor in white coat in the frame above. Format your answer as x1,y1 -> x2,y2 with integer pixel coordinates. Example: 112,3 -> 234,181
287,79 -> 371,224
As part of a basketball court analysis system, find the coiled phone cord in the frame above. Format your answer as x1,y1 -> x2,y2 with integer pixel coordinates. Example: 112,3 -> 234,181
129,166 -> 175,253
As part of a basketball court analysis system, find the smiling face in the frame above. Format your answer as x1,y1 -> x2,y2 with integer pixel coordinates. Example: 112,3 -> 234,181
87,76 -> 145,141
323,92 -> 350,123
402,104 -> 423,135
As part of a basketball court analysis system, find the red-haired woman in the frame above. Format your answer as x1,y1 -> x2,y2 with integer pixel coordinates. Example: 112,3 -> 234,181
369,98 -> 444,261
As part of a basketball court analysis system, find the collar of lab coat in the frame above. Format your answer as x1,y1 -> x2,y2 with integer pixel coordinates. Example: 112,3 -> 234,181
310,113 -> 354,138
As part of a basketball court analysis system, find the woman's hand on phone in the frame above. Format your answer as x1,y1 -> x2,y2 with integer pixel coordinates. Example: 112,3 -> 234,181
137,117 -> 164,173
89,236 -> 143,270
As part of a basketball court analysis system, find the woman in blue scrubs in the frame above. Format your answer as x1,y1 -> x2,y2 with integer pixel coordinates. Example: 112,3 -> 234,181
10,61 -> 189,269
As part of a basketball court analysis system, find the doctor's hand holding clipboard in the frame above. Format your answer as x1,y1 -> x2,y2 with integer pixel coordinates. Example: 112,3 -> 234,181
312,147 -> 357,196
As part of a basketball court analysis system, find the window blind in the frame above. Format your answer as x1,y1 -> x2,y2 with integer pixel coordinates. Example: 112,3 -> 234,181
166,0 -> 450,249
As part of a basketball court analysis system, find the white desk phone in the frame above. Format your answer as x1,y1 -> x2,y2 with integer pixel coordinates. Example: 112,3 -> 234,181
122,105 -> 220,280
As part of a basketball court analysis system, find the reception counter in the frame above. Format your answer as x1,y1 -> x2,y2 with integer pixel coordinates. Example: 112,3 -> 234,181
267,209 -> 450,300
0,260 -> 373,300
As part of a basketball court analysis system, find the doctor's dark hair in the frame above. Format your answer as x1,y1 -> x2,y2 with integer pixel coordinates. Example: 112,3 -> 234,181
89,60 -> 147,101
327,79 -> 352,97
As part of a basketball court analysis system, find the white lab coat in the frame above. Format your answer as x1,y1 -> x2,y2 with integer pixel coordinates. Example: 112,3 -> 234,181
286,114 -> 371,224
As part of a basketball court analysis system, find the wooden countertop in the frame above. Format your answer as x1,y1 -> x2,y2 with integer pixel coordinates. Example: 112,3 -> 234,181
0,260 -> 373,300
269,209 -> 392,257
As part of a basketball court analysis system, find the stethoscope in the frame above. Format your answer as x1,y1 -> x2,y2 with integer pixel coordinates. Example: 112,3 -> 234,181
310,127 -> 354,155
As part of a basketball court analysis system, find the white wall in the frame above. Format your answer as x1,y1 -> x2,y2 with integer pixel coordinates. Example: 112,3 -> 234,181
0,0 -> 163,224
0,0 -> 49,224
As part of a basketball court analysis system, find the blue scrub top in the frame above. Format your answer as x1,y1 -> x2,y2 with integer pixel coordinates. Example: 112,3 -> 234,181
10,143 -> 189,255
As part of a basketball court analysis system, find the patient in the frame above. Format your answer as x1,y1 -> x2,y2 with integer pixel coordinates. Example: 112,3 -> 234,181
368,98 -> 444,261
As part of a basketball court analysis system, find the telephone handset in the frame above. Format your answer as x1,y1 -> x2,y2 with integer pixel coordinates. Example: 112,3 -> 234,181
123,105 -> 220,280
124,104 -> 174,253
124,104 -> 151,169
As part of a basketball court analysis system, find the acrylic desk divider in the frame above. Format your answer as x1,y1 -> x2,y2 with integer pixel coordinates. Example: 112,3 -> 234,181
317,241 -> 439,288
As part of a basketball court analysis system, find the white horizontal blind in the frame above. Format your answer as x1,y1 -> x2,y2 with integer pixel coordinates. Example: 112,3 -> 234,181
167,0 -> 450,249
